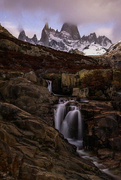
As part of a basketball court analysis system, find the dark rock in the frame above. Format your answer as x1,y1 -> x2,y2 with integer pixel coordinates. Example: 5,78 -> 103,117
31,34 -> 38,44
24,71 -> 37,83
40,23 -> 49,46
18,30 -> 27,41
96,116 -> 118,138
82,100 -> 121,178
97,149 -> 115,160
111,91 -> 121,111
61,23 -> 81,40
109,137 -> 121,151
0,101 -> 111,180
0,77 -> 58,126
18,30 -> 38,45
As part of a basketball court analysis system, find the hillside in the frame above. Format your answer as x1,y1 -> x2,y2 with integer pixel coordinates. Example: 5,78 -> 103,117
0,25 -> 121,180
0,28 -> 110,73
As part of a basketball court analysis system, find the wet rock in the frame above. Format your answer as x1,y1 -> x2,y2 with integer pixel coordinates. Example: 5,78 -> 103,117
0,101 -> 111,180
82,100 -> 121,177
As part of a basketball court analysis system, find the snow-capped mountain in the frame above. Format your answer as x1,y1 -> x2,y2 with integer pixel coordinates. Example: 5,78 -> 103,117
18,23 -> 112,55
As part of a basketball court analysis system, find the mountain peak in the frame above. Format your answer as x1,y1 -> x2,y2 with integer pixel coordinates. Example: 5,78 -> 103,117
90,32 -> 97,37
18,30 -> 27,41
17,23 -> 112,55
32,34 -> 38,44
61,23 -> 80,40
44,23 -> 49,30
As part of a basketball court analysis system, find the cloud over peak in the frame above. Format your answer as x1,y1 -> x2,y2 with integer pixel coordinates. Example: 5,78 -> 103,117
1,0 -> 121,42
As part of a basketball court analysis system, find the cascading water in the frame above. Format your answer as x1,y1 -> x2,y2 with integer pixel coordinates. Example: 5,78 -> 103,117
46,80 -> 52,93
54,99 -> 83,149
54,98 -> 120,179
50,83 -> 120,179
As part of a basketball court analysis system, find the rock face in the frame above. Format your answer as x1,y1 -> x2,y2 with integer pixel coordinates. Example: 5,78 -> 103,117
81,100 -> 121,177
112,91 -> 121,111
106,42 -> 121,68
0,101 -> 107,180
94,41 -> 121,69
61,23 -> 81,40
0,77 -> 58,126
18,30 -> 38,45
81,33 -> 112,47
60,69 -> 113,98
18,23 -> 112,55
0,79 -> 113,179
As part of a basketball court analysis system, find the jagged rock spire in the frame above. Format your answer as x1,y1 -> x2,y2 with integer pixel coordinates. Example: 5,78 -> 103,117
18,30 -> 27,41
61,23 -> 81,40
40,23 -> 49,46
44,22 -> 49,30
32,34 -> 38,44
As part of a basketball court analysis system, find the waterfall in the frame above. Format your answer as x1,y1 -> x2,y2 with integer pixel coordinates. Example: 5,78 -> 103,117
54,100 -> 83,148
46,80 -> 52,93
54,101 -> 69,131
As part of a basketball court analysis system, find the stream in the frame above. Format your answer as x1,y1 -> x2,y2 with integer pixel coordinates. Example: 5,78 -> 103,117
47,80 -> 120,180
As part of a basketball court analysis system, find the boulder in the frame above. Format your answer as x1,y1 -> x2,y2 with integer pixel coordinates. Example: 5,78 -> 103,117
0,77 -> 58,125
24,71 -> 37,83
0,101 -> 111,180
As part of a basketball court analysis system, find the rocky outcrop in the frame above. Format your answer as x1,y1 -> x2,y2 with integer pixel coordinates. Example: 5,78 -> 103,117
111,91 -> 121,111
81,100 -> 121,177
81,33 -> 112,47
1,95 -> 116,180
94,41 -> 121,69
24,71 -> 37,83
0,77 -> 58,126
60,69 -> 113,98
18,30 -> 38,45
61,23 -> 81,40
0,101 -> 110,180
40,23 -> 49,46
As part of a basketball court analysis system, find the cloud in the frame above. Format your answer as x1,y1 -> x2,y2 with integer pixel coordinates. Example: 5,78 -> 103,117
1,0 -> 121,42
0,0 -> 119,23
1,21 -> 19,37
95,27 -> 113,41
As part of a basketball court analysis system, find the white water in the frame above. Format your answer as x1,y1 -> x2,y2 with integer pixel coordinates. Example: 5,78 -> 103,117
54,100 -> 83,148
54,98 -> 120,180
46,80 -> 52,93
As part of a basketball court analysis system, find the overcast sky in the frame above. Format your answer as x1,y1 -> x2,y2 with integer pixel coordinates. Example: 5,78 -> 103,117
0,0 -> 121,43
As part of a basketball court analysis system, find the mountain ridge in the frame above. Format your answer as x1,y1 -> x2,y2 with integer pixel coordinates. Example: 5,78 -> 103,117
18,22 -> 112,55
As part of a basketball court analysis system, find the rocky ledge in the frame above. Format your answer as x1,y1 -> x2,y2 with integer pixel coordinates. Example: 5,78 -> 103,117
0,71 -> 120,179
81,100 -> 121,178
0,93 -> 113,179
